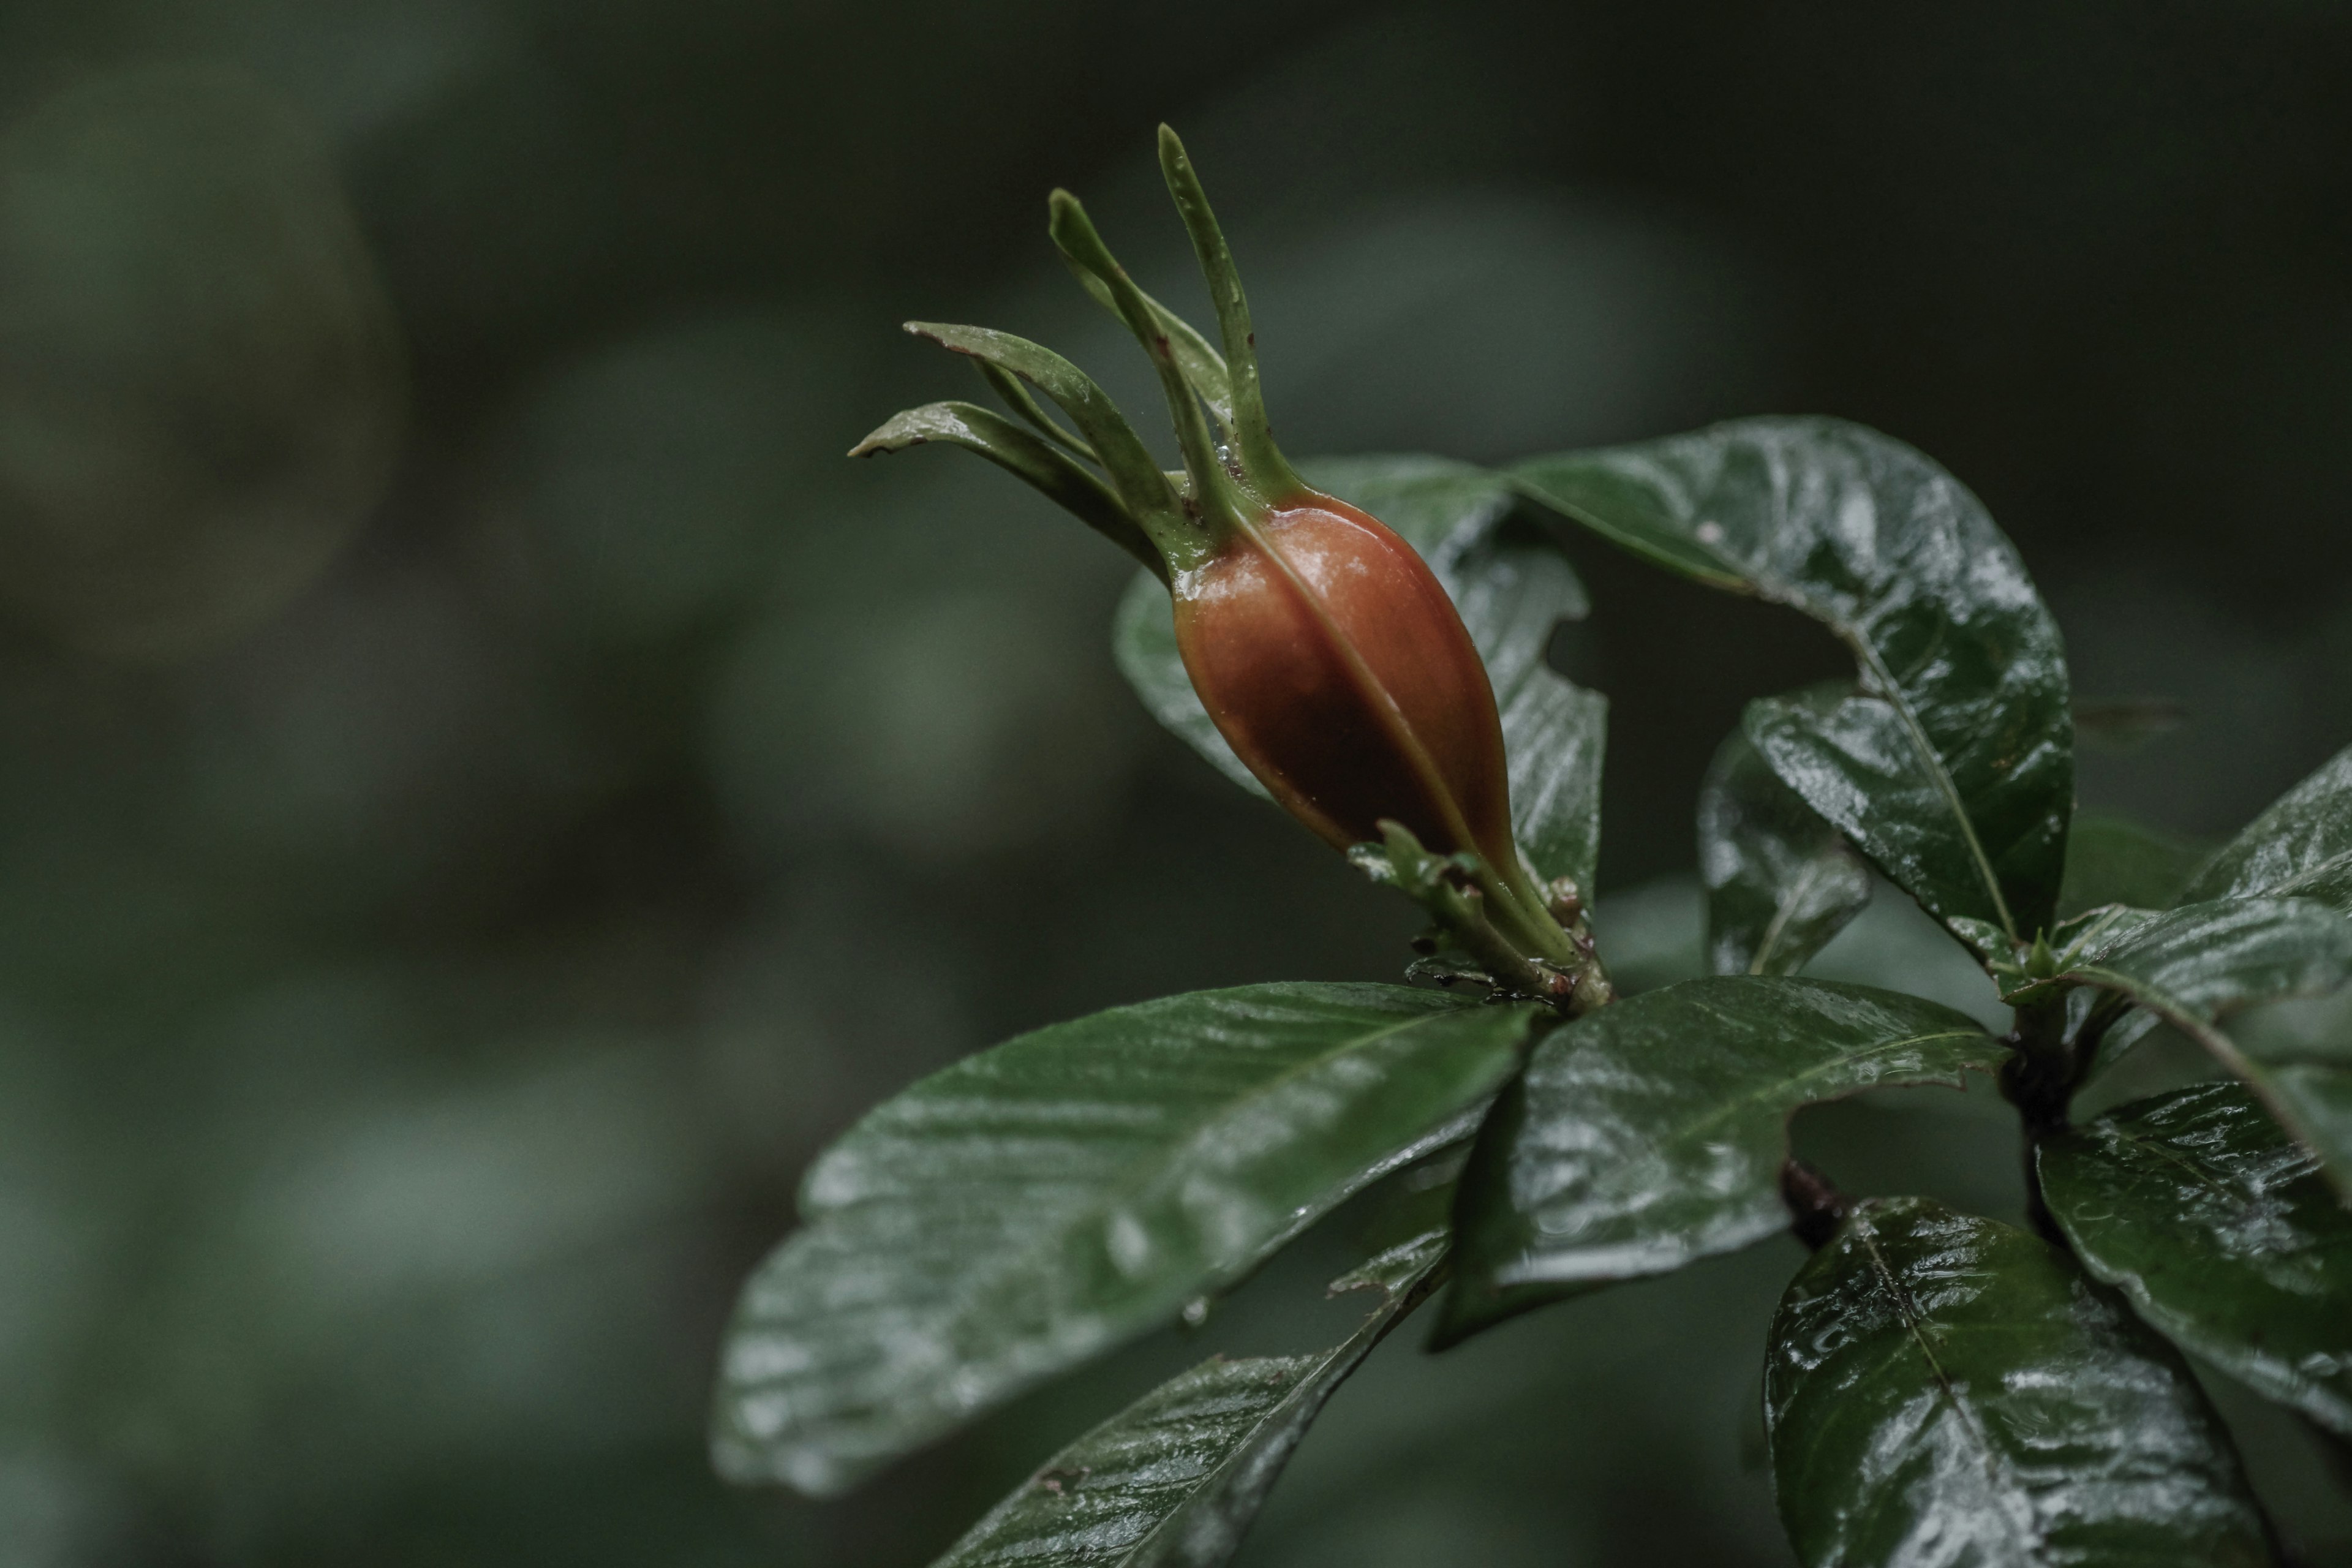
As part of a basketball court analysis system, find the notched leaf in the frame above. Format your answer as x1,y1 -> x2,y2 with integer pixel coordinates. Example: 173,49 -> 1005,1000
1700,687 -> 1871,978
1518,418 -> 2073,956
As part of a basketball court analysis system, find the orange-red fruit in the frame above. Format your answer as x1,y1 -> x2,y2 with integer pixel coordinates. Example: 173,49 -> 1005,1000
1171,494 -> 1514,865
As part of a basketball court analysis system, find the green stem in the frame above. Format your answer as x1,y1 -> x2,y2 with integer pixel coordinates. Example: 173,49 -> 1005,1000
1376,823 -> 1613,1017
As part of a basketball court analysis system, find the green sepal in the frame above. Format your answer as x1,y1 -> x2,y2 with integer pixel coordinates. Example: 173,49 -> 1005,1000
900,320 -> 1203,571
1052,248 -> 1234,435
1046,191 -> 1241,533
850,400 -> 1163,579
971,358 -> 1098,462
1156,125 -> 1304,502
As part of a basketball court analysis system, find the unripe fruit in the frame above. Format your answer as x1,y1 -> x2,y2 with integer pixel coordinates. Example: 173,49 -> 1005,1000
850,126 -> 1608,1003
848,123 -> 1591,990
1173,494 -> 1515,870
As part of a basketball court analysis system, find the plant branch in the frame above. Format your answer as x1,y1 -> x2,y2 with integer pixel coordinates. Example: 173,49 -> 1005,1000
1362,823 -> 1613,1016
1779,1158 -> 1851,1251
1998,990 -> 2074,1245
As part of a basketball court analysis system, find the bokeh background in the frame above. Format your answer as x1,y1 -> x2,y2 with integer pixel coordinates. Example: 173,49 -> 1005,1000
2,2 -> 2350,1563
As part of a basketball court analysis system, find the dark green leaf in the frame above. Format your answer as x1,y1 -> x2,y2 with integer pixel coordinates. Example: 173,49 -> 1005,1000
1766,1197 -> 2275,1568
1441,976 -> 1995,1344
1700,687 -> 1871,976
1112,456 -> 1606,891
2183,741 -> 2352,914
2021,898 -> 2349,1023
712,983 -> 1537,1495
2059,810 -> 2205,919
2021,897 -> 2352,1196
1515,418 -> 2072,953
929,1235 -> 1444,1568
2041,1082 -> 2352,1436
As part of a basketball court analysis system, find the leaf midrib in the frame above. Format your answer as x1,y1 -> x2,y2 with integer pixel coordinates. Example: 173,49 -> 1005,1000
1123,1262 -> 1436,1567
1577,1025 -> 1988,1199
1852,1213 -> 2046,1559
2065,964 -> 2345,1196
1527,455 -> 2026,941
1750,854 -> 1843,974
2098,1120 -> 2255,1208
862,1001 -> 1493,1384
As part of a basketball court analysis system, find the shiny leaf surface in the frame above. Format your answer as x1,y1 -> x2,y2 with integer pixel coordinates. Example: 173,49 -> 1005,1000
1515,418 -> 2072,952
1766,1197 -> 2275,1568
2059,810 -> 2205,919
929,1235 -> 1444,1568
1114,456 -> 1606,891
1700,688 -> 1871,976
1441,977 -> 1995,1344
712,984 -> 1537,1495
2041,1082 -> 2352,1435
2184,740 -> 2352,913
2024,897 -> 2352,1195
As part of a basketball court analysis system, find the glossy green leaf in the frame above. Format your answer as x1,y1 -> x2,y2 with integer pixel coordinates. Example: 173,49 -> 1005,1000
1113,455 -> 1606,890
929,1234 -> 1444,1568
2183,740 -> 2352,913
712,983 -> 1537,1495
1700,687 -> 1871,976
1766,1197 -> 2275,1568
2019,897 -> 2352,1196
2041,1082 -> 2352,1436
1515,418 -> 2072,953
1440,976 -> 1995,1344
2058,810 -> 2204,919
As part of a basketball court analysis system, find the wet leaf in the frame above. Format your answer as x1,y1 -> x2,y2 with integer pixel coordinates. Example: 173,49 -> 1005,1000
930,1235 -> 1444,1568
711,983 -> 1537,1495
1766,1197 -> 2275,1568
2183,740 -> 2352,914
1699,687 -> 1871,976
2041,1082 -> 2352,1435
2016,897 -> 2352,1196
1114,456 -> 1605,891
1515,419 -> 2071,956
2059,810 -> 2204,919
1440,976 -> 1995,1345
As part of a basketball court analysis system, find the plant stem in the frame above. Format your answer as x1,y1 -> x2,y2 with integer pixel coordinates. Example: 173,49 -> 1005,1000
1373,824 -> 1614,1017
1999,992 -> 2073,1245
1779,1158 -> 1851,1251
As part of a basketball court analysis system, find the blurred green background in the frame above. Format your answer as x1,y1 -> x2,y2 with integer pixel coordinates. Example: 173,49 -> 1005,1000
2,2 -> 2350,1563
